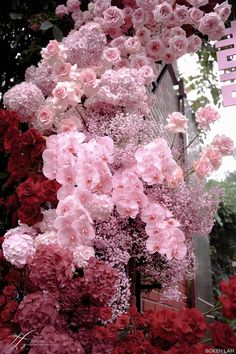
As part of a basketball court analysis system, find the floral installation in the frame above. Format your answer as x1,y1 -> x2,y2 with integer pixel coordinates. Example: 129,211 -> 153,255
0,0 -> 236,353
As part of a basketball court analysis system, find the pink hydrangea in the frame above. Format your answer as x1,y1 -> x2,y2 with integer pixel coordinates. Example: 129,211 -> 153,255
165,112 -> 188,133
3,82 -> 44,122
212,135 -> 235,156
195,106 -> 220,130
2,232 -> 35,268
73,245 -> 95,268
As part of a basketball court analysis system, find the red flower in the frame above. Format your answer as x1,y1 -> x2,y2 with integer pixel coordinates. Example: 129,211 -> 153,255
0,327 -> 11,340
17,173 -> 44,204
17,203 -> 43,226
38,179 -> 61,206
5,195 -> 19,211
20,128 -> 45,160
220,275 -> 236,319
0,296 -> 6,309
5,301 -> 18,313
174,308 -> 207,344
210,321 -> 236,349
4,270 -> 21,284
150,309 -> 177,343
2,286 -> 17,299
115,313 -> 130,330
1,309 -> 11,322
99,306 -> 112,321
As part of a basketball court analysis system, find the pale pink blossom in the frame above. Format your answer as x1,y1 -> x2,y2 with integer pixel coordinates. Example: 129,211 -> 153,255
165,112 -> 188,133
56,165 -> 76,185
94,0 -> 111,16
135,27 -> 151,45
103,47 -> 121,64
55,5 -> 68,17
154,3 -> 173,23
186,0 -> 209,8
41,40 -> 61,61
34,105 -> 55,131
141,203 -> 166,225
174,5 -> 189,25
212,135 -> 235,156
203,146 -> 222,170
124,37 -> 141,54
214,1 -> 231,22
58,117 -> 83,133
187,34 -> 202,53
168,35 -> 188,57
188,8 -> 204,25
138,65 -> 155,84
132,8 -> 146,28
2,233 -> 35,268
66,0 -> 80,12
196,106 -> 220,130
34,231 -> 58,248
166,165 -> 184,187
198,13 -> 225,41
193,156 -> 213,180
52,81 -> 81,109
110,36 -> 126,55
53,61 -> 73,81
107,26 -> 123,38
103,6 -> 125,27
73,245 -> 95,268
146,38 -> 164,61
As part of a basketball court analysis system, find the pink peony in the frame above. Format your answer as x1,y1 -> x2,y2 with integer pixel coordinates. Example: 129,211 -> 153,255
168,35 -> 188,57
165,112 -> 188,133
212,135 -> 235,156
188,8 -> 204,25
174,5 -> 189,25
196,106 -> 220,130
187,34 -> 202,53
94,0 -> 111,17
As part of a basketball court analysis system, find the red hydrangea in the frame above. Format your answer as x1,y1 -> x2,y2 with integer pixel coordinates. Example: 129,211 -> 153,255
220,275 -> 236,319
28,243 -> 74,292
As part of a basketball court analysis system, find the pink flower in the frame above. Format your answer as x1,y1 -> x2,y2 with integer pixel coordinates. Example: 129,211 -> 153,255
124,37 -> 141,54
56,165 -> 76,186
58,117 -> 83,133
80,68 -> 97,86
138,65 -> 155,84
103,47 -> 121,64
73,245 -> 95,268
193,156 -> 213,180
212,135 -> 235,156
107,26 -> 122,38
54,61 -> 72,80
136,27 -> 151,45
168,35 -> 188,57
34,105 -> 55,131
166,165 -> 184,187
146,38 -> 164,60
196,106 -> 220,130
187,0 -> 209,8
41,40 -> 60,61
52,81 -> 81,109
136,0 -> 156,10
141,203 -> 166,225
110,36 -> 126,55
165,112 -> 188,134
103,6 -> 125,28
187,35 -> 202,53
66,0 -> 80,12
198,13 -> 225,41
214,1 -> 231,22
94,0 -> 111,16
154,3 -> 173,23
2,233 -> 35,268
203,146 -> 222,170
188,8 -> 204,25
55,5 -> 68,18
174,5 -> 189,25
132,8 -> 146,28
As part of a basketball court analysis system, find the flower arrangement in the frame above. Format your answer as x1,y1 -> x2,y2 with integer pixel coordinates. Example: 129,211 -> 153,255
0,0 -> 235,353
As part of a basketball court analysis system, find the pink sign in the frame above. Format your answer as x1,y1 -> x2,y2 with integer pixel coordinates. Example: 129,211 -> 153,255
216,21 -> 236,107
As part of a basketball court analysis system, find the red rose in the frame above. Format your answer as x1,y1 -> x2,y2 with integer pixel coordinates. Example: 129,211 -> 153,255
17,174 -> 44,204
99,306 -> 112,321
7,152 -> 30,183
3,128 -> 21,153
115,313 -> 130,330
38,180 -> 60,206
0,327 -> 11,340
106,323 -> 118,341
3,286 -> 17,299
220,275 -> 236,319
210,321 -> 236,349
20,129 -> 45,160
0,295 -> 6,309
174,308 -> 207,344
1,309 -> 11,322
5,194 -> 19,211
94,326 -> 108,341
18,203 -> 43,226
4,270 -> 21,283
5,301 -> 18,313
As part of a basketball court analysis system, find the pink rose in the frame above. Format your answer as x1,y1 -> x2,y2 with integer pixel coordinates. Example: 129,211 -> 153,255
187,0 -> 209,8
212,135 -> 235,156
108,26 -> 123,38
54,61 -> 72,80
196,106 -> 220,130
154,3 -> 173,23
41,40 -> 60,61
94,0 -> 111,16
188,8 -> 204,25
136,0 -> 156,10
193,156 -> 213,180
66,0 -> 80,13
136,27 -> 151,45
35,105 -> 55,131
187,34 -> 202,53
168,35 -> 188,57
80,68 -> 97,86
52,82 -> 81,109
132,8 -> 145,28
55,5 -> 68,18
214,1 -> 232,22
110,36 -> 126,55
130,54 -> 150,69
203,146 -> 222,170
162,49 -> 177,64
165,112 -> 188,134
198,13 -> 225,41
103,6 -> 125,28
103,47 -> 121,64
138,65 -> 155,84
146,38 -> 164,60
58,117 -> 83,133
124,37 -> 141,54
174,5 -> 189,25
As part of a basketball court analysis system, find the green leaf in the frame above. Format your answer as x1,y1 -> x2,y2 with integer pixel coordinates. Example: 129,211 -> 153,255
52,25 -> 63,42
9,12 -> 23,20
40,20 -> 53,31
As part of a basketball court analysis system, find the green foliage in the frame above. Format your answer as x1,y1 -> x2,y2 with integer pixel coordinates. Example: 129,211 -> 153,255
207,173 -> 236,298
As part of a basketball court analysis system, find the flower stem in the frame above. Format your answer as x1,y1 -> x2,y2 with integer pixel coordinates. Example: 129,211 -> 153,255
177,132 -> 200,161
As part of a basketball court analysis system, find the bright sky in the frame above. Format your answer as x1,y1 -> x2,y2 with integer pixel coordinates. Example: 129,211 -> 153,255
178,54 -> 236,181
